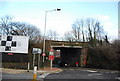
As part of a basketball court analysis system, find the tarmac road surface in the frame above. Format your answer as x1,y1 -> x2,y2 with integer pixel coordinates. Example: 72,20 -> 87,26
1,67 -> 120,81
44,68 -> 120,81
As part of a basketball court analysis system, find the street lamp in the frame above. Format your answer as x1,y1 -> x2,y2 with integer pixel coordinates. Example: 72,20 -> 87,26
42,8 -> 61,64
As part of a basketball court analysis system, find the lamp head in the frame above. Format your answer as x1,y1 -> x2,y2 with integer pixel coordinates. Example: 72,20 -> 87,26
56,8 -> 61,11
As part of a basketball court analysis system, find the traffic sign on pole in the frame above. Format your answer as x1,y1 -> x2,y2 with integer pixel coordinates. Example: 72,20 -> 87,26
33,48 -> 42,54
49,55 -> 54,60
49,48 -> 54,55
49,47 -> 54,69
42,53 -> 46,56
50,48 -> 54,52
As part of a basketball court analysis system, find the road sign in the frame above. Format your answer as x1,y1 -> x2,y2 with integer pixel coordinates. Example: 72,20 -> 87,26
33,48 -> 42,54
7,53 -> 13,55
49,48 -> 54,55
50,48 -> 54,52
49,55 -> 54,60
32,48 -> 42,67
54,50 -> 60,58
49,52 -> 54,55
42,53 -> 46,56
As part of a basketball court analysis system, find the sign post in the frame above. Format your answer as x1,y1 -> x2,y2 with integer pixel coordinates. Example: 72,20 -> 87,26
49,47 -> 54,69
32,48 -> 42,68
33,53 -> 36,67
38,53 -> 40,69
42,53 -> 46,62
49,55 -> 54,69
50,60 -> 53,69
42,53 -> 46,69
27,62 -> 30,72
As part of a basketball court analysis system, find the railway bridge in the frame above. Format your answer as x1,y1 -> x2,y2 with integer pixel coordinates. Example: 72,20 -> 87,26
46,40 -> 88,67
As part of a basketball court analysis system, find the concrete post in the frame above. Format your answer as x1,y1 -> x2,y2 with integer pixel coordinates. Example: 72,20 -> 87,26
27,62 -> 30,72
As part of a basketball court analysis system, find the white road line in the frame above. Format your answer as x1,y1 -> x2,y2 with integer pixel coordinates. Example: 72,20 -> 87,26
111,71 -> 117,73
86,70 -> 98,73
39,73 -> 50,78
115,77 -> 120,80
88,73 -> 102,76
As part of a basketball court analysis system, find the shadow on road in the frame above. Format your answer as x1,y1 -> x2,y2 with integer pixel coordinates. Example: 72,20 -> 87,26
1,79 -> 120,81
44,79 -> 119,81
2,79 -> 42,81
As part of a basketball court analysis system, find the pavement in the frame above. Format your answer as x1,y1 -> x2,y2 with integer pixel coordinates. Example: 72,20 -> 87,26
1,67 -> 63,80
1,67 -> 63,74
0,67 -> 67,74
1,66 -> 119,74
1,67 -> 120,76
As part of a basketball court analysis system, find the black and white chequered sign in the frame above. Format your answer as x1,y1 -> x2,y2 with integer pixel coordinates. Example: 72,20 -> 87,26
0,35 -> 29,53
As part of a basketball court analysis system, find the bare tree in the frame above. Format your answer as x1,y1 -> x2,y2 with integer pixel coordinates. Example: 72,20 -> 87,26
80,19 -> 85,42
64,18 -> 105,46
64,31 -> 74,41
0,16 -> 13,35
85,18 -> 105,46
64,19 -> 86,42
95,22 -> 104,41
72,20 -> 81,41
11,22 -> 42,43
46,29 -> 59,41
86,18 -> 93,43
0,16 -> 42,43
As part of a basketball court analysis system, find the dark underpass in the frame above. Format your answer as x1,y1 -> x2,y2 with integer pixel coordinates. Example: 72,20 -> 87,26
53,46 -> 82,67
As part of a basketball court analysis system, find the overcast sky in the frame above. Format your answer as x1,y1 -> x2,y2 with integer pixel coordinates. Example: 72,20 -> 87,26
0,0 -> 119,41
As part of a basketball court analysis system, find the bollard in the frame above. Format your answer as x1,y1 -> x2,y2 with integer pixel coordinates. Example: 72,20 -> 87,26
27,62 -> 30,72
33,66 -> 37,80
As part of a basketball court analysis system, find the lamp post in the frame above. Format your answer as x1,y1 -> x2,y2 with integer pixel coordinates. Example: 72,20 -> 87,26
42,8 -> 61,67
